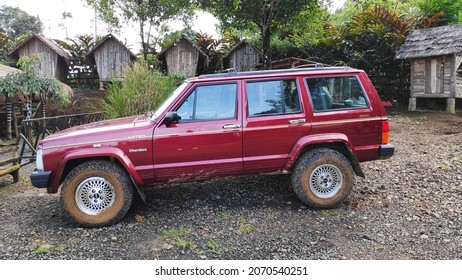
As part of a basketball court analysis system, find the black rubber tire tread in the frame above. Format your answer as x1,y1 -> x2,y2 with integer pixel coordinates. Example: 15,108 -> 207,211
291,148 -> 354,208
61,160 -> 133,227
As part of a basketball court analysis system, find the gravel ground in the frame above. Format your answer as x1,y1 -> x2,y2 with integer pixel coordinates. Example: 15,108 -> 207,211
1,110 -> 462,260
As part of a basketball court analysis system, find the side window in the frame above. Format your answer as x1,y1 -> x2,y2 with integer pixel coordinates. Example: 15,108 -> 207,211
246,79 -> 301,117
306,76 -> 369,112
176,83 -> 237,122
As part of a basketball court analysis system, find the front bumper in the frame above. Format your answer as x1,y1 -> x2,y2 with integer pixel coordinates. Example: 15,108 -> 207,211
379,144 -> 395,159
30,170 -> 52,188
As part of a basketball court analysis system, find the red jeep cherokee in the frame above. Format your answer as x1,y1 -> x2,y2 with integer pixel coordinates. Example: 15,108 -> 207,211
30,67 -> 394,227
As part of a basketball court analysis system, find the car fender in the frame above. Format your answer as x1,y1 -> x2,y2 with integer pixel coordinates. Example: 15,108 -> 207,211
283,133 -> 364,177
48,147 -> 143,193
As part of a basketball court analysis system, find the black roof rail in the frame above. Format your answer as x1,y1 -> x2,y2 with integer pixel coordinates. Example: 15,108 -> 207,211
198,66 -> 352,79
223,68 -> 236,73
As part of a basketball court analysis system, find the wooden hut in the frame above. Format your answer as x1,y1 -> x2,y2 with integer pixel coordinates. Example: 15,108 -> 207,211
8,34 -> 71,83
395,24 -> 462,113
254,57 -> 330,70
222,40 -> 261,72
157,36 -> 209,77
87,34 -> 136,84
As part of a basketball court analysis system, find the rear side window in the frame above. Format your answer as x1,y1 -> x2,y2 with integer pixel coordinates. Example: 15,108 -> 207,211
176,83 -> 237,122
306,76 -> 369,112
246,79 -> 301,117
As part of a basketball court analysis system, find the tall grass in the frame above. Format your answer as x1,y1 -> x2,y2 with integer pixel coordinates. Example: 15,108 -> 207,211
101,61 -> 184,118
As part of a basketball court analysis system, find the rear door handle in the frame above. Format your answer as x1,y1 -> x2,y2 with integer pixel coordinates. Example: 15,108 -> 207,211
289,119 -> 306,124
223,124 -> 241,129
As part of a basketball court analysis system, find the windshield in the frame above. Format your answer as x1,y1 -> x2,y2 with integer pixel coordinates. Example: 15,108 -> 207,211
151,81 -> 189,121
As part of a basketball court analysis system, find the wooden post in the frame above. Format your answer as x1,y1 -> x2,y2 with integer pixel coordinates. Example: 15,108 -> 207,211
408,97 -> 417,111
446,98 -> 456,114
6,94 -> 12,140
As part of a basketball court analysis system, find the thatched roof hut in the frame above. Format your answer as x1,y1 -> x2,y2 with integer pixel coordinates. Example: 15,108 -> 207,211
1,64 -> 73,138
395,25 -> 462,59
0,64 -> 21,78
395,24 -> 462,113
8,34 -> 71,83
0,64 -> 73,98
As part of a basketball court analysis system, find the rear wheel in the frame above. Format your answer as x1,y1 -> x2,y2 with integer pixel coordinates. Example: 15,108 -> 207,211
61,160 -> 134,227
291,148 -> 354,208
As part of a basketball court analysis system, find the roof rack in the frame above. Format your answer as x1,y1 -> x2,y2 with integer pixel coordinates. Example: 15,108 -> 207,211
198,66 -> 352,79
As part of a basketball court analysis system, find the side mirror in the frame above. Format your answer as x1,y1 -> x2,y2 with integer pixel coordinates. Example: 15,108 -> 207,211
164,112 -> 180,127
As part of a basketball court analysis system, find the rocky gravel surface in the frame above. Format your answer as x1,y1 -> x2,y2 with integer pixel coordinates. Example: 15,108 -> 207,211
1,111 -> 462,260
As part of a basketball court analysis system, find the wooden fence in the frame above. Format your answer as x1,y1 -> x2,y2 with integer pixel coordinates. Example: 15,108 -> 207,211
1,112 -> 105,182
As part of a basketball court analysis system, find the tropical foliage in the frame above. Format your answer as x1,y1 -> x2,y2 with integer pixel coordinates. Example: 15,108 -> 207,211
301,2 -> 445,103
0,56 -> 69,103
200,0 -> 317,68
101,61 -> 184,118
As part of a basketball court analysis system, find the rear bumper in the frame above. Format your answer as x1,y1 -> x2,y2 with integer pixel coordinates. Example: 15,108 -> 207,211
30,170 -> 52,189
379,144 -> 395,159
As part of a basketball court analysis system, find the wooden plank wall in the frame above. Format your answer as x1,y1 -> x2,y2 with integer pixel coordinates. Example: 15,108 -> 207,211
164,39 -> 199,77
228,43 -> 260,72
411,59 -> 425,96
456,55 -> 462,98
443,56 -> 453,95
94,39 -> 132,81
18,38 -> 58,79
411,55 -> 456,98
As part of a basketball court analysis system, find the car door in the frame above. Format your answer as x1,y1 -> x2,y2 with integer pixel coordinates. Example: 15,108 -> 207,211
153,81 -> 243,183
243,76 -> 310,172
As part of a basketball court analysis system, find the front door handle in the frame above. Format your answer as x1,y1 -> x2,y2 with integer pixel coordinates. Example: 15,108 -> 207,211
223,124 -> 241,129
289,119 -> 306,124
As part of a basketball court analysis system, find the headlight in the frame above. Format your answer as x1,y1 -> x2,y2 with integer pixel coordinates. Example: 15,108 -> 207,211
36,145 -> 44,171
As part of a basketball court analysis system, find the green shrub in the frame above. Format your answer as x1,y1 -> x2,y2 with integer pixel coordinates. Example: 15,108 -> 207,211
102,61 -> 184,118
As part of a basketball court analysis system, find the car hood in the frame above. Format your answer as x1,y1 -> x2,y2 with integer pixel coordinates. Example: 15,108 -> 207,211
40,114 -> 152,146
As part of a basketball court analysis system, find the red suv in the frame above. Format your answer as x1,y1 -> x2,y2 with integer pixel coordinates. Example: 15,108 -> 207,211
31,67 -> 394,227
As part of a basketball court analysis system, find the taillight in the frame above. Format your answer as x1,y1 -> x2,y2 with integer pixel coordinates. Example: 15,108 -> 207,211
382,120 -> 389,144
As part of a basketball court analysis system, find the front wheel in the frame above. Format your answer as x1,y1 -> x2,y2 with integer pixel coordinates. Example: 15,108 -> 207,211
61,160 -> 134,227
291,148 -> 354,208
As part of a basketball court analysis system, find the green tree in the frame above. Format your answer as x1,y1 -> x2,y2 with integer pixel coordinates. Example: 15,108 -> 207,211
311,3 -> 444,104
56,34 -> 97,66
85,0 -> 191,60
417,0 -> 462,24
55,34 -> 99,85
0,32 -> 11,62
0,5 -> 43,41
0,56 -> 69,138
200,0 -> 317,68
0,56 -> 69,102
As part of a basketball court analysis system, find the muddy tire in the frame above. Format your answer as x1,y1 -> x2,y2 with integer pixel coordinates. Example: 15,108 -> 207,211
61,160 -> 133,227
291,148 -> 354,208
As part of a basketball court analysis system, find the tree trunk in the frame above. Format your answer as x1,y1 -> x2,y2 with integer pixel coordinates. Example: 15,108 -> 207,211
140,20 -> 148,61
261,24 -> 272,69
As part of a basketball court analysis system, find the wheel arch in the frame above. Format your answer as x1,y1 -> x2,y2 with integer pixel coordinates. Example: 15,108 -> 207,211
48,148 -> 143,193
284,134 -> 364,178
